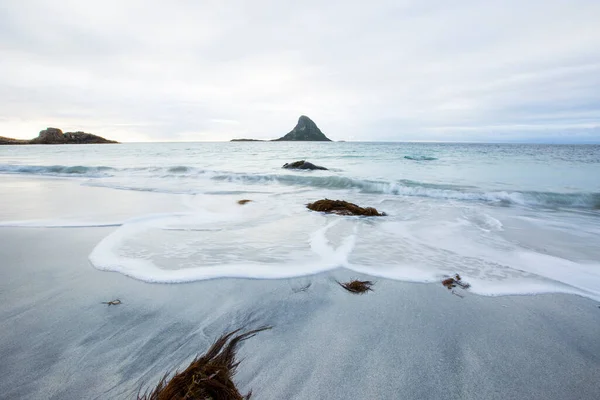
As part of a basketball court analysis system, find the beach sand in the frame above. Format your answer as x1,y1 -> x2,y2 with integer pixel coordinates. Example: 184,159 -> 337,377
1,226 -> 599,399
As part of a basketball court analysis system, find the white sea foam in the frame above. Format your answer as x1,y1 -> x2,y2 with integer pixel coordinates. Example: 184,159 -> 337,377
88,212 -> 358,283
84,204 -> 600,301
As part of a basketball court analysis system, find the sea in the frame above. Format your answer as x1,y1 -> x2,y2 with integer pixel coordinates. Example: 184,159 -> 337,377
1,142 -> 599,301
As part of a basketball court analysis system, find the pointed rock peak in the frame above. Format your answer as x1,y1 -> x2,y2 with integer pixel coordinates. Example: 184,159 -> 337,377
297,115 -> 314,124
274,115 -> 332,141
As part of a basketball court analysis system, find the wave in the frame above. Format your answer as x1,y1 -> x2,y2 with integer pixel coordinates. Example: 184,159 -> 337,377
404,155 -> 438,161
167,165 -> 192,173
211,172 -> 600,209
0,164 -> 208,178
3,163 -> 598,210
0,164 -> 116,177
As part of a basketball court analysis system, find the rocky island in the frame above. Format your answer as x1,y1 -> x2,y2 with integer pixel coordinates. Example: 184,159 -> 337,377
231,115 -> 332,142
0,128 -> 118,145
273,115 -> 332,141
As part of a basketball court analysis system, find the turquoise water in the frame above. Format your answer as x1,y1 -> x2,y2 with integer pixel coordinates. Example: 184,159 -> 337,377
1,142 -> 599,299
1,142 -> 599,202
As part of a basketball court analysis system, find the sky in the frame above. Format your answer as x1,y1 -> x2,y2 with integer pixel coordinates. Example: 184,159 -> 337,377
1,0 -> 600,143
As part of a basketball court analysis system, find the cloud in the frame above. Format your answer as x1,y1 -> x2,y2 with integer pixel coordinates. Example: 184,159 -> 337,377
0,0 -> 599,142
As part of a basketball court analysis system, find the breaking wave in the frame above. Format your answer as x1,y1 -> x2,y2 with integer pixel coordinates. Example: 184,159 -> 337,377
2,163 -> 598,210
210,172 -> 600,210
0,164 -> 115,177
404,155 -> 438,161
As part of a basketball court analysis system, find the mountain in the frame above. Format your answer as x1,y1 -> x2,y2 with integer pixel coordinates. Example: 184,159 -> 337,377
273,115 -> 332,141
0,128 -> 118,145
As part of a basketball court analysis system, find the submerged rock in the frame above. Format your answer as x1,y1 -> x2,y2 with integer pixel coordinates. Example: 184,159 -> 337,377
306,199 -> 386,216
282,160 -> 328,170
273,115 -> 332,141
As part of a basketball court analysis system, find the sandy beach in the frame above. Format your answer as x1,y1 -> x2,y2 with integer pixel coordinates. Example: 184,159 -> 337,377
3,0 -> 600,397
1,225 -> 599,399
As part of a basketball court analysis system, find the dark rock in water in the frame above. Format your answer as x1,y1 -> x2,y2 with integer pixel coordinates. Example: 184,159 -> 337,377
306,199 -> 386,216
282,160 -> 328,170
273,115 -> 332,141
1,127 -> 118,145
230,138 -> 265,142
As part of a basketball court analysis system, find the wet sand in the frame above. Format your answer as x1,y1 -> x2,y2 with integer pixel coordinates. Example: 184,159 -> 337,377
1,227 -> 599,399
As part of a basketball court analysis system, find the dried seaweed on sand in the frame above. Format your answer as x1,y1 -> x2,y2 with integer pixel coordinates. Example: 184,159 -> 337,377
337,279 -> 374,294
139,326 -> 271,400
101,299 -> 121,306
442,274 -> 471,291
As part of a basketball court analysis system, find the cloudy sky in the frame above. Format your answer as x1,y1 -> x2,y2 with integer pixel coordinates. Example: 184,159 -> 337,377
1,0 -> 599,142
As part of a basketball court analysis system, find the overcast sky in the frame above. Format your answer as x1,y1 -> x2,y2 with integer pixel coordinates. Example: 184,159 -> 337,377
1,0 -> 600,142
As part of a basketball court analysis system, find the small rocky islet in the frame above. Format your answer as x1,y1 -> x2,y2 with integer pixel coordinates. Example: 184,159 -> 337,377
231,115 -> 332,142
0,127 -> 118,145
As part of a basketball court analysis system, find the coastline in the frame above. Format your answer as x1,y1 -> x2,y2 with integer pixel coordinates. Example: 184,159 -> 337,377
1,226 -> 599,399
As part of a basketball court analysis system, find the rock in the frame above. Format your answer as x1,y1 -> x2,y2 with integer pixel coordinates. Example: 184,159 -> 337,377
273,115 -> 332,141
31,128 -> 68,144
0,136 -> 29,145
306,199 -> 386,216
62,131 -> 118,144
282,160 -> 328,170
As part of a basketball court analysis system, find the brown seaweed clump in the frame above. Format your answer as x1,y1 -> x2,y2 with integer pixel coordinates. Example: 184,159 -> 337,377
139,326 -> 271,400
337,279 -> 374,294
306,199 -> 385,216
442,274 -> 471,290
237,199 -> 252,205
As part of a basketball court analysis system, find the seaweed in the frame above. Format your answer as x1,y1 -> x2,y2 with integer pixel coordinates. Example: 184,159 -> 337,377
306,199 -> 385,216
101,299 -> 121,306
138,326 -> 271,400
442,274 -> 471,291
337,279 -> 374,294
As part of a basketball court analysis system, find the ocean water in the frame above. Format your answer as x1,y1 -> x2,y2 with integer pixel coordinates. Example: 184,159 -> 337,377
1,142 -> 599,300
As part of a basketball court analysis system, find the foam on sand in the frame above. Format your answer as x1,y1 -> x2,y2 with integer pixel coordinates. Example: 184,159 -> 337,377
86,204 -> 600,301
89,213 -> 357,283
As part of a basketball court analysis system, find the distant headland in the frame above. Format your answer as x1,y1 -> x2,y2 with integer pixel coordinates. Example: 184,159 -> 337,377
231,115 -> 332,142
0,128 -> 118,145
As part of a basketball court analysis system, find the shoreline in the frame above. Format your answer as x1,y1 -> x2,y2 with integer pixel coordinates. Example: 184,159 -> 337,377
1,226 -> 599,399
